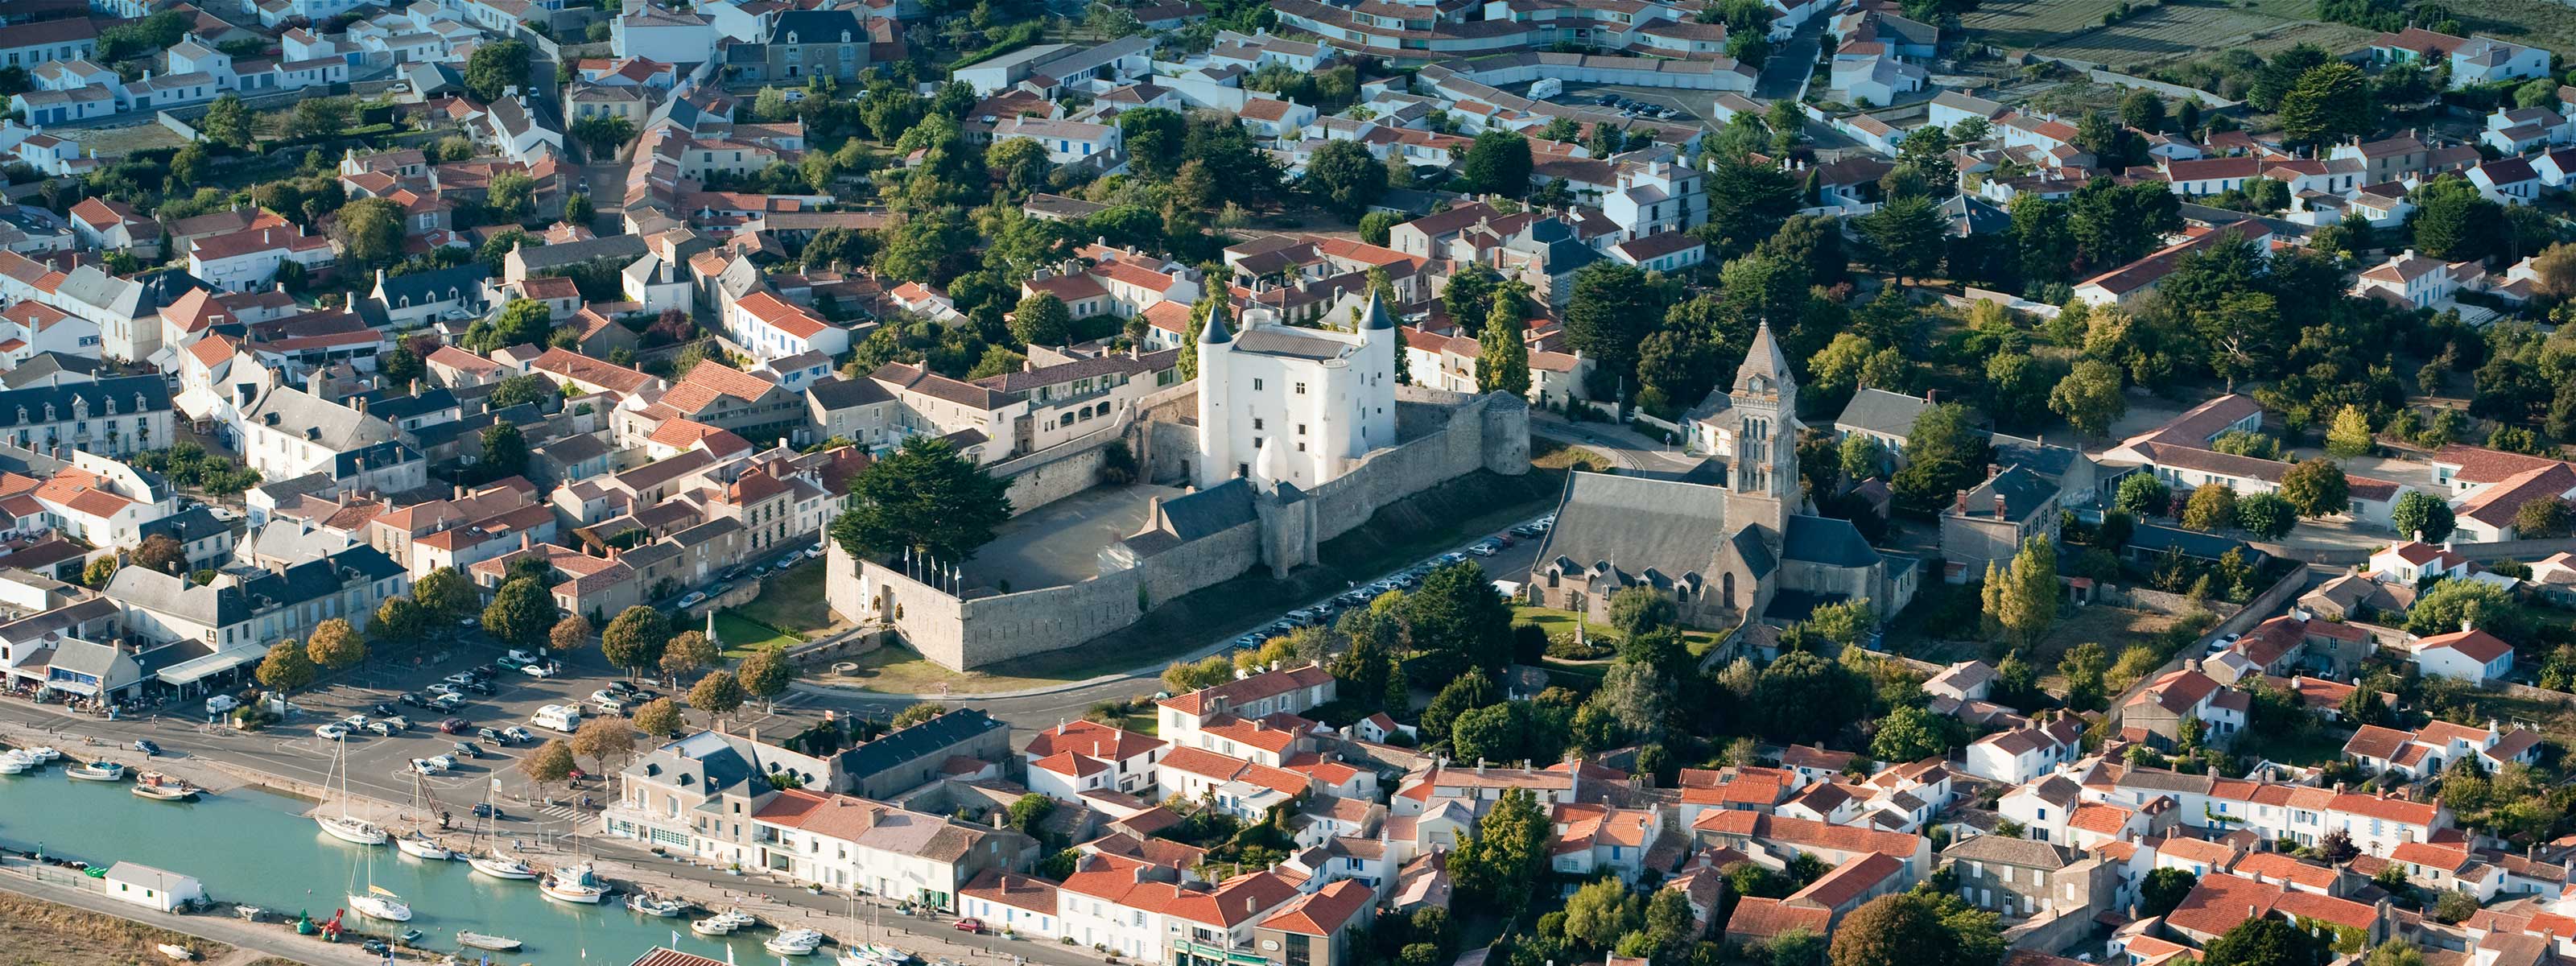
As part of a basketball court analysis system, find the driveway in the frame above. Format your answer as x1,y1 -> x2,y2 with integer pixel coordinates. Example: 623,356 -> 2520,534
1756,16 -> 1827,101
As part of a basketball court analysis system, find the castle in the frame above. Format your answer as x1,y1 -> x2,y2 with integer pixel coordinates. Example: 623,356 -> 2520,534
1530,323 -> 1920,633
1193,294 -> 1400,492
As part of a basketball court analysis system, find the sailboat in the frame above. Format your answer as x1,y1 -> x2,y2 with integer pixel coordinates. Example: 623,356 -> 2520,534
347,832 -> 413,922
396,773 -> 453,858
315,736 -> 387,846
464,779 -> 535,880
540,819 -> 607,903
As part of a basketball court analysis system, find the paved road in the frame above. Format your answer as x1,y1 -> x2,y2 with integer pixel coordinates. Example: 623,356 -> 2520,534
0,868 -> 381,966
1756,16 -> 1827,101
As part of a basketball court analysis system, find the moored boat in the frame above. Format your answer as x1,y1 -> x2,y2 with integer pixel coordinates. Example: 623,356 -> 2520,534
131,773 -> 198,800
691,917 -> 738,936
768,928 -> 826,956
456,931 -> 522,952
64,761 -> 125,782
347,887 -> 413,922
625,892 -> 689,917
539,862 -> 608,904
27,746 -> 60,762
0,749 -> 34,774
317,815 -> 388,846
467,852 -> 537,880
395,834 -> 453,860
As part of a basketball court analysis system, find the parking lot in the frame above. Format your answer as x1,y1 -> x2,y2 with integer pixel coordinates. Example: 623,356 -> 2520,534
1556,84 -> 1716,129
1224,514 -> 1554,651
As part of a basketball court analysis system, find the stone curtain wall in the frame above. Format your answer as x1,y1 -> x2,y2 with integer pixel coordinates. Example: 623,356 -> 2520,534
825,389 -> 1533,671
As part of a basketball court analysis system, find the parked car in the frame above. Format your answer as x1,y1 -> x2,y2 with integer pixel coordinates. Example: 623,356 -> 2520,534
594,696 -> 630,716
463,679 -> 496,695
455,741 -> 485,758
1438,552 -> 1468,565
806,544 -> 828,559
506,649 -> 544,665
954,919 -> 985,934
133,739 -> 161,756
444,672 -> 476,687
522,662 -> 559,679
477,727 -> 504,741
381,716 -> 409,730
315,723 -> 351,740
395,692 -> 431,708
473,802 -> 506,819
428,694 -> 467,712
370,703 -> 398,717
410,757 -> 451,775
366,720 -> 398,737
426,683 -> 461,697
677,592 -> 707,609
1232,635 -> 1264,650
341,714 -> 370,729
438,717 -> 472,734
204,695 -> 240,715
709,583 -> 734,597
721,565 -> 747,581
495,655 -> 526,670
501,726 -> 535,744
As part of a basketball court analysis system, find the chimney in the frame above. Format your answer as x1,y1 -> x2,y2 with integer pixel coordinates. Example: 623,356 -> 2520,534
1996,494 -> 2007,519
454,485 -> 464,500
1955,489 -> 1968,514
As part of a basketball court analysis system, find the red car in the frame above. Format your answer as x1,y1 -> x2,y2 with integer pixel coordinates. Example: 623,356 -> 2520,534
439,717 -> 472,733
954,919 -> 985,935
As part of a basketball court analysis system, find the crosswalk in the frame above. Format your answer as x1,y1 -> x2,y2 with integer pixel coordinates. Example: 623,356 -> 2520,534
538,804 -> 586,821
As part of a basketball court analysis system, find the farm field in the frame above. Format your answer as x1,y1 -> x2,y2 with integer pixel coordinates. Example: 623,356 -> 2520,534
2448,0 -> 2576,64
1959,0 -> 2128,50
2030,4 -> 2372,70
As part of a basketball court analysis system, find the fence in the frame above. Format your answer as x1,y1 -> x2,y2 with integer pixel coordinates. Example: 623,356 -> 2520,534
155,111 -> 201,142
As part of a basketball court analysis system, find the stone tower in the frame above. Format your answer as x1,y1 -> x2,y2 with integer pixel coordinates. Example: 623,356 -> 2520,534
1728,321 -> 1801,527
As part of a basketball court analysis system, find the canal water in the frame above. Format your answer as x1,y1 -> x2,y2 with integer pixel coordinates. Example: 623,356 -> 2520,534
0,770 -> 828,965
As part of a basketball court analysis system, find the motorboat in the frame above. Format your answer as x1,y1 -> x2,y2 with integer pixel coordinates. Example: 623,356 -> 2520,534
836,952 -> 880,966
0,749 -> 35,774
456,931 -> 522,952
398,928 -> 424,945
131,773 -> 199,801
625,893 -> 690,917
27,746 -> 60,762
863,943 -> 910,963
768,928 -> 827,956
468,852 -> 537,880
539,862 -> 608,904
157,943 -> 195,961
64,760 -> 126,781
691,917 -> 741,936
318,814 -> 389,846
347,886 -> 414,922
396,834 -> 454,861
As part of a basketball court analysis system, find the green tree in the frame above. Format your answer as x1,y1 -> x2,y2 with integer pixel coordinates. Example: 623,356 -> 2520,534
1113,107 -> 1187,180
488,171 -> 537,221
1446,787 -> 1548,906
601,605 -> 671,679
1870,704 -> 1964,762
412,567 -> 478,624
2391,490 -> 2454,543
634,696 -> 686,737
371,596 -> 427,647
1860,194 -> 1946,285
688,669 -> 748,724
2182,485 -> 2239,531
1402,562 -> 1515,671
2060,642 -> 2110,711
1995,535 -> 2058,646
1479,297 -> 1530,398
2516,495 -> 2573,539
1011,292 -> 1071,347
2120,89 -> 2166,132
379,341 -> 424,389
830,436 -> 1013,562
564,192 -> 593,225
571,716 -> 635,772
1460,130 -> 1534,196
659,630 -> 718,682
1562,878 -> 1641,952
2140,868 -> 2198,918
521,737 -> 577,789
2325,405 -> 2375,457
256,639 -> 317,692
465,39 -> 533,103
201,93 -> 253,148
305,617 -> 367,671
2279,458 -> 2350,518
2049,359 -> 2128,437
2407,578 -> 2524,639
482,576 -> 559,649
1827,891 -> 2004,966
478,422 -> 529,479
2277,62 -> 2372,149
330,197 -> 404,267
2198,914 -> 2330,966
2116,474 -> 2172,518
738,648 -> 798,711
1305,139 -> 1387,217
1422,674 -> 1499,742
284,96 -> 349,139
2235,492 -> 2297,539
2412,177 -> 2503,262
1565,262 -> 1659,398
1891,403 -> 1990,514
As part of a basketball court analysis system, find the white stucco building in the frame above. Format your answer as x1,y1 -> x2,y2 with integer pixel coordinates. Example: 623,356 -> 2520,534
1192,294 -> 1397,491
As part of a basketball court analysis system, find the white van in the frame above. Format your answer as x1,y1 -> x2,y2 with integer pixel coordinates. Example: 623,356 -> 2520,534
204,695 -> 239,716
530,704 -> 582,733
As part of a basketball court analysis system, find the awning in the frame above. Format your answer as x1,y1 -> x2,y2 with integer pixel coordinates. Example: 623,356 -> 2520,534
155,647 -> 262,687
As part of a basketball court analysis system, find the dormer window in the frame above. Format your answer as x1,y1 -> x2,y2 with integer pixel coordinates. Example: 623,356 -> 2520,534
785,30 -> 797,42
840,29 -> 851,41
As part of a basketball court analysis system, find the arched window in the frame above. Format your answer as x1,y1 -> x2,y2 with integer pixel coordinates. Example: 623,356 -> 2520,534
1721,572 -> 1736,604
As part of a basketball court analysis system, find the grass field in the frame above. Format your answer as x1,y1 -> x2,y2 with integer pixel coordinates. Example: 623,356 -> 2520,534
2450,0 -> 2576,66
1513,604 -> 1725,655
712,611 -> 802,659
734,563 -> 844,638
0,890 -> 232,966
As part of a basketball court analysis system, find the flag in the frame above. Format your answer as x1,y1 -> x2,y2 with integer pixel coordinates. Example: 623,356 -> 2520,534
674,930 -> 683,947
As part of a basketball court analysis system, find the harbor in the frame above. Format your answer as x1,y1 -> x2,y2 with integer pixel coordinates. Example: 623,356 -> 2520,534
0,762 -> 886,965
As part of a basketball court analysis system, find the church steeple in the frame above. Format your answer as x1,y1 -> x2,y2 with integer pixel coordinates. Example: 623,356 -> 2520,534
1732,320 -> 1794,398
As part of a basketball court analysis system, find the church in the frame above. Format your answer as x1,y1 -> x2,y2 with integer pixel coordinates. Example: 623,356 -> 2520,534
1527,323 -> 1922,632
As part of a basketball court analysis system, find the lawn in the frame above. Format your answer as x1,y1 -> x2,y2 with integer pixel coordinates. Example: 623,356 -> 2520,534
811,642 -> 1113,696
1530,438 -> 1613,473
0,890 -> 234,966
712,611 -> 803,659
1513,604 -> 1724,656
2450,0 -> 2576,65
2239,725 -> 2351,769
734,561 -> 845,638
